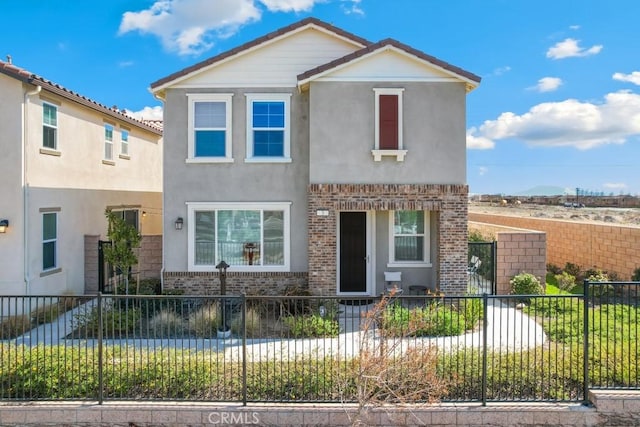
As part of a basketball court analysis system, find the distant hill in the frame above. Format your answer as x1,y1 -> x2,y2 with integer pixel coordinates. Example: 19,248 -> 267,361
515,186 -> 570,196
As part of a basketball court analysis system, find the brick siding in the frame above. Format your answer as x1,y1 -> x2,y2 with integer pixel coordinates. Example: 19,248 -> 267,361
162,271 -> 308,296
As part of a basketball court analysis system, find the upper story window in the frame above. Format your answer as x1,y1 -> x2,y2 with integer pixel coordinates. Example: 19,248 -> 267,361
187,202 -> 291,272
187,93 -> 233,163
104,124 -> 115,161
245,93 -> 291,163
42,102 -> 58,149
121,129 -> 130,156
372,88 -> 407,162
388,210 -> 431,267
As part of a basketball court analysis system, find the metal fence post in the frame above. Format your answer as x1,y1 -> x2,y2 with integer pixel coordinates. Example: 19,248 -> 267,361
97,292 -> 104,405
242,293 -> 247,406
583,280 -> 590,405
482,293 -> 489,406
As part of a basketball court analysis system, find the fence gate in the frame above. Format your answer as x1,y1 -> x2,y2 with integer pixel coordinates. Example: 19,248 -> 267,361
468,241 -> 497,294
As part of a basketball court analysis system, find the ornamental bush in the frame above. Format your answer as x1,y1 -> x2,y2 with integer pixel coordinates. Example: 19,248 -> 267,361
510,272 -> 544,300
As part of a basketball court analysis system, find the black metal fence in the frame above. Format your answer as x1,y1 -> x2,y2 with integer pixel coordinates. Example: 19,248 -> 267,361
468,241 -> 496,294
0,282 -> 637,404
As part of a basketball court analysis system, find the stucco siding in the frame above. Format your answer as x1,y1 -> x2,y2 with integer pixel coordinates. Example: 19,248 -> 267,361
309,81 -> 467,184
162,88 -> 310,272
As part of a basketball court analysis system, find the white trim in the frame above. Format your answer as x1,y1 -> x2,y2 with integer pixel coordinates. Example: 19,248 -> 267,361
187,93 -> 233,161
373,88 -> 404,161
186,202 -> 291,272
245,93 -> 292,162
387,210 -> 431,267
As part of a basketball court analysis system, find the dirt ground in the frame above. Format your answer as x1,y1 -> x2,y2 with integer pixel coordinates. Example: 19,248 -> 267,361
469,201 -> 640,227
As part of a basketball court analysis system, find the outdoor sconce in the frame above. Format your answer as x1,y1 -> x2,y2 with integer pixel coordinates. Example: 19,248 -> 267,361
0,220 -> 8,234
174,217 -> 183,230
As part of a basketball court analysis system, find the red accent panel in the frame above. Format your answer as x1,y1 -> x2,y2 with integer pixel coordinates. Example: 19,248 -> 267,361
379,95 -> 398,149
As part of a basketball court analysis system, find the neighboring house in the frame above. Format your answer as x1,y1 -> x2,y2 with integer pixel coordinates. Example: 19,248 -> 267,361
151,17 -> 480,296
0,59 -> 163,296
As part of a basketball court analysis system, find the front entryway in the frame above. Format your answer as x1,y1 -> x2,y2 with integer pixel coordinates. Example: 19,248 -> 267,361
338,211 -> 372,294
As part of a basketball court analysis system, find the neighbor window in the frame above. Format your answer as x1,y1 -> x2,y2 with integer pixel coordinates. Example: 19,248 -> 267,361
42,212 -> 57,271
372,88 -> 407,161
111,209 -> 139,231
42,102 -> 58,149
187,202 -> 291,272
104,124 -> 114,160
187,93 -> 233,162
388,210 -> 430,266
121,129 -> 129,156
245,93 -> 291,162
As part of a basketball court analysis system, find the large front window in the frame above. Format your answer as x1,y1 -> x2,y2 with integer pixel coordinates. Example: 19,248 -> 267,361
187,93 -> 233,162
245,94 -> 291,162
187,202 -> 290,271
388,210 -> 430,266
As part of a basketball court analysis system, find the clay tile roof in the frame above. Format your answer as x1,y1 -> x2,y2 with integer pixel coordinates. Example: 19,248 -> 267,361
149,17 -> 372,91
0,59 -> 162,135
298,38 -> 481,87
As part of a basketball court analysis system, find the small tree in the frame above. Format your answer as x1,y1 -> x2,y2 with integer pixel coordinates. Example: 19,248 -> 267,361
103,209 -> 141,294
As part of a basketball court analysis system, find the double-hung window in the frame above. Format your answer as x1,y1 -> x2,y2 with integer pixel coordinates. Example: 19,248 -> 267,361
187,93 -> 233,162
121,129 -> 129,156
372,88 -> 407,161
388,210 -> 430,267
42,102 -> 58,150
187,202 -> 291,272
42,212 -> 57,271
245,94 -> 291,162
104,124 -> 114,161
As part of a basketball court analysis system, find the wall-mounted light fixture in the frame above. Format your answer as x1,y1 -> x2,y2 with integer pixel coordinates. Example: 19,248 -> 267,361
0,219 -> 8,234
142,211 -> 147,218
174,217 -> 184,230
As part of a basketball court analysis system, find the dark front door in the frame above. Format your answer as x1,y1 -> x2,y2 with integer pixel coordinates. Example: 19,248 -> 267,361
339,212 -> 367,293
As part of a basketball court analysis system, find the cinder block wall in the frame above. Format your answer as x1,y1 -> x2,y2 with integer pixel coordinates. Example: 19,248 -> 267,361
470,213 -> 640,280
470,222 -> 546,293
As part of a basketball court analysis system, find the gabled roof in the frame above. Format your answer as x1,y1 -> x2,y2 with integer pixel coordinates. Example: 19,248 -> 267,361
0,60 -> 162,135
149,17 -> 371,92
297,38 -> 481,92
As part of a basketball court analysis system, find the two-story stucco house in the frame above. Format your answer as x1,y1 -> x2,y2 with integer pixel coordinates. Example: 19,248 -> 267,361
0,59 -> 163,296
151,18 -> 480,296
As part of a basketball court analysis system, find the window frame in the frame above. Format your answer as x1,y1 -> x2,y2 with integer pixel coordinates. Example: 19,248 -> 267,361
372,88 -> 407,162
42,101 -> 58,150
42,211 -> 58,271
387,210 -> 431,267
186,202 -> 291,272
104,123 -> 114,161
120,128 -> 130,157
245,93 -> 292,163
187,93 -> 234,163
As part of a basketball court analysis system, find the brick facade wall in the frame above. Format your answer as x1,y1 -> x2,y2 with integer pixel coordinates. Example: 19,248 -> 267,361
308,184 -> 468,295
470,213 -> 640,280
162,271 -> 308,296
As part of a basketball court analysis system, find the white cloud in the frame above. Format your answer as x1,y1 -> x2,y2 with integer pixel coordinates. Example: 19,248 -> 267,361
603,182 -> 627,189
259,0 -> 319,12
127,106 -> 164,121
118,60 -> 134,68
532,77 -> 563,93
486,66 -> 511,77
467,90 -> 640,150
478,166 -> 489,176
613,71 -> 640,86
569,25 -> 580,30
118,0 -> 349,55
119,0 -> 262,55
546,38 -> 602,59
466,128 -> 495,150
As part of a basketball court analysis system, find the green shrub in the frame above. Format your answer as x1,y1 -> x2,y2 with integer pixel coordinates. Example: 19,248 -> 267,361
586,269 -> 614,297
230,308 -> 261,337
73,306 -> 141,338
188,303 -> 220,337
283,314 -> 339,338
554,271 -> 576,292
380,302 -> 468,337
510,273 -> 543,300
547,263 -> 562,275
460,297 -> 483,330
564,262 -> 582,280
632,267 -> 640,281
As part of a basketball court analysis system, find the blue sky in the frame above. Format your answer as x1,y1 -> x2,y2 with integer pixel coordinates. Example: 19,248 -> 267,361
3,0 -> 639,196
